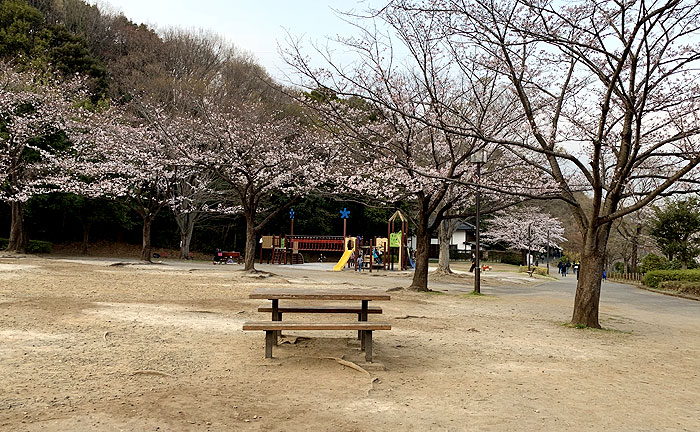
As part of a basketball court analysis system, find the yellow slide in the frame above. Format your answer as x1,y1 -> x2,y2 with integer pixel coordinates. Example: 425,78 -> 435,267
333,249 -> 353,271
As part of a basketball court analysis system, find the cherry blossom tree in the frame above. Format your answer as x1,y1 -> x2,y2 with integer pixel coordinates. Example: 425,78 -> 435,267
67,107 -> 173,262
0,63 -> 83,253
152,96 -> 332,271
484,207 -> 566,260
283,10 -> 558,290
382,0 -> 700,326
166,167 -> 237,260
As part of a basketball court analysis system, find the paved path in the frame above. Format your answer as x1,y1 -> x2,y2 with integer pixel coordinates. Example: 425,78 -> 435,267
489,272 -> 700,325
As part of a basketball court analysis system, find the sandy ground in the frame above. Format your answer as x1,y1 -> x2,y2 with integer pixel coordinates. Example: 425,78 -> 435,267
0,255 -> 699,432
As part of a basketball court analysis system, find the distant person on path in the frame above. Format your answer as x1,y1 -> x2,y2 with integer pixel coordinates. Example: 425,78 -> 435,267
602,269 -> 607,282
469,254 -> 476,272
356,253 -> 363,272
557,261 -> 564,277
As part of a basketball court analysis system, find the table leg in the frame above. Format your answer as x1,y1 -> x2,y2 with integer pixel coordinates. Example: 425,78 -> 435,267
272,299 -> 280,343
265,330 -> 274,358
364,330 -> 373,362
359,300 -> 368,348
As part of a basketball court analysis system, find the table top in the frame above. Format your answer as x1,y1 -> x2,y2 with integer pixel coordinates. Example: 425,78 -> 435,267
249,287 -> 390,301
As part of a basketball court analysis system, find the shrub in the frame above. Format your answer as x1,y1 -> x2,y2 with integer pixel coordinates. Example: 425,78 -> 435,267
643,269 -> 700,288
519,266 -> 548,276
0,238 -> 53,254
501,251 -> 522,265
659,281 -> 700,296
639,253 -> 669,273
26,240 -> 52,254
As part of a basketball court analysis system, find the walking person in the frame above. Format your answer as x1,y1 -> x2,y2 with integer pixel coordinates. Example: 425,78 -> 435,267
602,269 -> 607,282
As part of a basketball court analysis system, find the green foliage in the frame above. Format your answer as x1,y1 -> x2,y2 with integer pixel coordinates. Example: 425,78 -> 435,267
26,239 -> 52,253
639,253 -> 669,273
0,0 -> 43,56
650,198 -> 700,269
500,251 -> 522,265
0,0 -> 108,97
643,269 -> 700,288
659,281 -> 700,296
0,237 -> 52,253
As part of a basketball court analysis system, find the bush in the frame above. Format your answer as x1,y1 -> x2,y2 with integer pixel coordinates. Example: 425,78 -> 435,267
643,269 -> 700,288
501,251 -> 522,265
639,253 -> 669,273
659,281 -> 700,296
0,238 -> 53,254
519,266 -> 548,276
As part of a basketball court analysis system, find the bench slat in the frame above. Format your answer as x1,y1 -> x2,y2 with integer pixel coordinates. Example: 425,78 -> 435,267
249,287 -> 390,301
258,305 -> 382,314
242,321 -> 391,331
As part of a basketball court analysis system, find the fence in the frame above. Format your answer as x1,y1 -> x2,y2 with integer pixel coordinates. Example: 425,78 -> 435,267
608,272 -> 643,283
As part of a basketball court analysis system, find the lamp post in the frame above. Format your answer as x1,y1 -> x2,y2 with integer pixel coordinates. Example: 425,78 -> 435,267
546,229 -> 550,275
471,149 -> 487,294
527,223 -> 532,272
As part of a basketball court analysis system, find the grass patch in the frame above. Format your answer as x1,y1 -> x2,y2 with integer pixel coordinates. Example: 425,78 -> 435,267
559,322 -> 631,334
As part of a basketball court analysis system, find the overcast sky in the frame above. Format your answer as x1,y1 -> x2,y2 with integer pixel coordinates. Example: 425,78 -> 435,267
93,0 -> 384,81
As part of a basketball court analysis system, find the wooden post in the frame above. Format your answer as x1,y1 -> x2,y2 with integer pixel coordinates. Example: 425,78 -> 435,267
265,331 -> 274,358
364,331 -> 373,362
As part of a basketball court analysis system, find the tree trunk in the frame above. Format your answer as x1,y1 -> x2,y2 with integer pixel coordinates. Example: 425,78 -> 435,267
7,201 -> 28,253
435,219 -> 458,275
244,212 -> 257,271
630,224 -> 641,273
81,222 -> 91,255
571,224 -> 611,328
177,215 -> 195,259
140,218 -> 153,262
408,212 -> 430,291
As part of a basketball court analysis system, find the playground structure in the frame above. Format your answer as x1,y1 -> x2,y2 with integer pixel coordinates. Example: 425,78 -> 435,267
259,210 -> 413,272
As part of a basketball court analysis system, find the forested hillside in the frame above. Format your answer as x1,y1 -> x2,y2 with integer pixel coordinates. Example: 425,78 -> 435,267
0,0 -> 401,258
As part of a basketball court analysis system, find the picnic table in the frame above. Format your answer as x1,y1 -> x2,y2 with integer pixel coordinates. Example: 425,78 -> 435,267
243,287 -> 391,362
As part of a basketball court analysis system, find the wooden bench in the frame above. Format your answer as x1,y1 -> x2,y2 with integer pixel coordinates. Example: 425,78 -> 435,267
258,305 -> 382,319
243,321 -> 391,362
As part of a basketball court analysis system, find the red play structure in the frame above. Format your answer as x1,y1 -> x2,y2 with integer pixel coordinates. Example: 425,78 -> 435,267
259,210 -> 412,272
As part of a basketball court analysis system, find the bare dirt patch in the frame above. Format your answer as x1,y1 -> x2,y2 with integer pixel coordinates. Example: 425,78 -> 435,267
0,256 -> 698,431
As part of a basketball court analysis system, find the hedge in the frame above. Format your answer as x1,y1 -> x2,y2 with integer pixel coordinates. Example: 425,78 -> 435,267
659,281 -> 700,296
643,270 -> 700,288
0,238 -> 53,254
501,251 -> 523,265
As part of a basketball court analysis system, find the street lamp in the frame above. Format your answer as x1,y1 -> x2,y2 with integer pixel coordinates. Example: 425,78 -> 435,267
471,149 -> 487,294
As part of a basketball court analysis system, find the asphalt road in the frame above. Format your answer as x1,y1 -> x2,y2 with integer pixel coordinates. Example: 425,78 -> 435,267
488,272 -> 700,323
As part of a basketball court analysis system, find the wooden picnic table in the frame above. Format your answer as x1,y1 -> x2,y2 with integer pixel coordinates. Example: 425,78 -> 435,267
245,287 -> 391,362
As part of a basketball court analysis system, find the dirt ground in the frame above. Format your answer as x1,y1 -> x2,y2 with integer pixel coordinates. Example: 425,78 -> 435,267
0,255 -> 699,431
